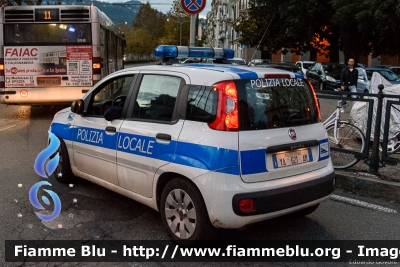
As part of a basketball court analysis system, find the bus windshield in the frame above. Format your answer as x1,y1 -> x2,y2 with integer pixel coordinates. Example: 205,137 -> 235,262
4,23 -> 92,45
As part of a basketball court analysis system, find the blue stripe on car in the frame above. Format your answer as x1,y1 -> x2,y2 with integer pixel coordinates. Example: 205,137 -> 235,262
51,122 -> 239,174
240,149 -> 269,174
182,64 -> 259,79
51,122 -> 329,176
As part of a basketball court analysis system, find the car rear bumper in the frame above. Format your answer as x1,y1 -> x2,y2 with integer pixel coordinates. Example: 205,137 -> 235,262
192,163 -> 335,229
232,172 -> 335,216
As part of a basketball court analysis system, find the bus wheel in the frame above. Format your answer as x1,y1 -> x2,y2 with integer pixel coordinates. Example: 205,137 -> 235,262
53,138 -> 75,183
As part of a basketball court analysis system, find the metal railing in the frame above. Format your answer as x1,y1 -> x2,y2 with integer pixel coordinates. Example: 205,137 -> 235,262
316,85 -> 400,174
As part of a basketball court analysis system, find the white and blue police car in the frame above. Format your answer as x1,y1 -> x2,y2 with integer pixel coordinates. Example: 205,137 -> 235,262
50,45 -> 334,241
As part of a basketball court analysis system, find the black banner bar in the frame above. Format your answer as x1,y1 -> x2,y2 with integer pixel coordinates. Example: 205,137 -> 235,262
5,240 -> 400,263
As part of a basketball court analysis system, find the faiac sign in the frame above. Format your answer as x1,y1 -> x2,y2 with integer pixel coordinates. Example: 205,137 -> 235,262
4,46 -> 93,87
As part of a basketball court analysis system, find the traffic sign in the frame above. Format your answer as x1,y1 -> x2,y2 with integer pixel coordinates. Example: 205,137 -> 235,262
180,0 -> 206,15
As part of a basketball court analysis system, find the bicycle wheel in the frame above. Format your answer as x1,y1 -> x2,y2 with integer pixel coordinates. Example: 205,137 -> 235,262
326,121 -> 365,169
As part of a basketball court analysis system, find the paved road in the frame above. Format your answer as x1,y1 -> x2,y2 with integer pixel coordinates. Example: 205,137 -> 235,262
0,65 -> 399,266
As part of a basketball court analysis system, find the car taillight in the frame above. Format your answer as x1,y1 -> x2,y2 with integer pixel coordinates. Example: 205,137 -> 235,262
239,198 -> 254,212
307,79 -> 321,122
208,80 -> 239,131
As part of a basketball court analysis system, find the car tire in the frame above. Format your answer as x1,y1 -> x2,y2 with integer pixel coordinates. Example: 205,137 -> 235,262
53,138 -> 75,184
319,82 -> 324,90
291,204 -> 320,217
160,177 -> 217,241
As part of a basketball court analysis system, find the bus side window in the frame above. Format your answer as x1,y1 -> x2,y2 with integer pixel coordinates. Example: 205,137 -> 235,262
100,31 -> 104,46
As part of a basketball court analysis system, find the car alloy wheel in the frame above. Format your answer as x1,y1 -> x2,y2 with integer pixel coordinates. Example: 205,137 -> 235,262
160,178 -> 217,241
164,188 -> 197,239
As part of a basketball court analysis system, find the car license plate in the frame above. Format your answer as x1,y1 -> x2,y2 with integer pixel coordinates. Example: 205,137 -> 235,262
37,77 -> 61,86
272,148 -> 312,168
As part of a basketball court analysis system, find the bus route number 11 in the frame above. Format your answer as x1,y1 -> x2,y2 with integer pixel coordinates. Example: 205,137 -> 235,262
44,11 -> 52,20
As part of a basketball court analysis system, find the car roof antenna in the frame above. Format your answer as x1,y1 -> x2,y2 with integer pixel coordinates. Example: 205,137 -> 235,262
249,13 -> 275,63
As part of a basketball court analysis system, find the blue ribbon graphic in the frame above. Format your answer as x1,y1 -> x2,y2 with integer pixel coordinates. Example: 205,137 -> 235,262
30,130 -> 62,222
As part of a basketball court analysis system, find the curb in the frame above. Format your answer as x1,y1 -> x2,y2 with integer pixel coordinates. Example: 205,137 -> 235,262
334,171 -> 400,203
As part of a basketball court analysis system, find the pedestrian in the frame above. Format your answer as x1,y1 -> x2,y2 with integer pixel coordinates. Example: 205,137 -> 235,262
340,58 -> 359,106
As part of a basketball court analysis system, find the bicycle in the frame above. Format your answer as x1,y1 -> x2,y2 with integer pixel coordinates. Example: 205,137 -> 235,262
323,100 -> 366,169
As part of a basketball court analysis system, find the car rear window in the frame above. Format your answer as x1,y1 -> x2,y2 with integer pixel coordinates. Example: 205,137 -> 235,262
391,67 -> 400,76
186,85 -> 218,123
322,64 -> 344,75
235,78 -> 319,130
303,63 -> 314,69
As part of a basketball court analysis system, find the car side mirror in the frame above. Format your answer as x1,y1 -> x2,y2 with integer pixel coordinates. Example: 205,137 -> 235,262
71,99 -> 84,115
317,70 -> 322,75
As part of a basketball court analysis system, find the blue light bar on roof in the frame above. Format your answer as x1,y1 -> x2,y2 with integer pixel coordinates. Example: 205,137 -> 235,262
154,45 -> 234,59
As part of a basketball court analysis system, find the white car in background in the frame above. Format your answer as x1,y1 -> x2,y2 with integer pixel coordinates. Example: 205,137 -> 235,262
227,57 -> 246,65
296,60 -> 316,75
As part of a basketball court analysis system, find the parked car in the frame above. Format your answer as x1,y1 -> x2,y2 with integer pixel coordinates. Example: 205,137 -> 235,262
356,63 -> 367,68
376,64 -> 393,69
372,65 -> 400,77
181,58 -> 201,64
390,66 -> 400,78
254,62 -> 304,75
248,59 -> 271,66
295,60 -> 315,75
227,57 -> 246,65
357,67 -> 400,93
306,62 -> 346,90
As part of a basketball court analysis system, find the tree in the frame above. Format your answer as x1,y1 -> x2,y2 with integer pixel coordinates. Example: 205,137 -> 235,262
280,0 -> 339,62
129,3 -> 167,57
234,0 -> 339,60
234,0 -> 283,53
331,0 -> 366,62
355,0 -> 400,58
161,0 -> 191,46
236,0 -> 400,63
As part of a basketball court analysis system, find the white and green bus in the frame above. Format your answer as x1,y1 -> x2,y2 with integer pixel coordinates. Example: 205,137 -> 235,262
0,5 -> 125,105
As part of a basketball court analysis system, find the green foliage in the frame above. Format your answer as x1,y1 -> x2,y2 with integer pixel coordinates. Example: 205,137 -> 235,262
237,0 -> 282,52
161,0 -> 191,46
237,0 -> 400,62
128,3 -> 167,57
355,0 -> 400,57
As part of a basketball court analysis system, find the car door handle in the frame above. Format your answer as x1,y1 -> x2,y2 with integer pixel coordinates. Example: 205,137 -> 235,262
156,133 -> 171,141
105,126 -> 116,133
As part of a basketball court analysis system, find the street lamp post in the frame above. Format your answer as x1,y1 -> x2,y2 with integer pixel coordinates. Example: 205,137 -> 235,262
168,17 -> 190,46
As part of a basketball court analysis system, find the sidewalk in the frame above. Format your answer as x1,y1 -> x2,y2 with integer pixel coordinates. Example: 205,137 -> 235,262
335,170 -> 400,204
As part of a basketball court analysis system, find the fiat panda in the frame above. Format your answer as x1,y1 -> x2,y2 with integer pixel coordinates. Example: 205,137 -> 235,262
49,45 -> 335,241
